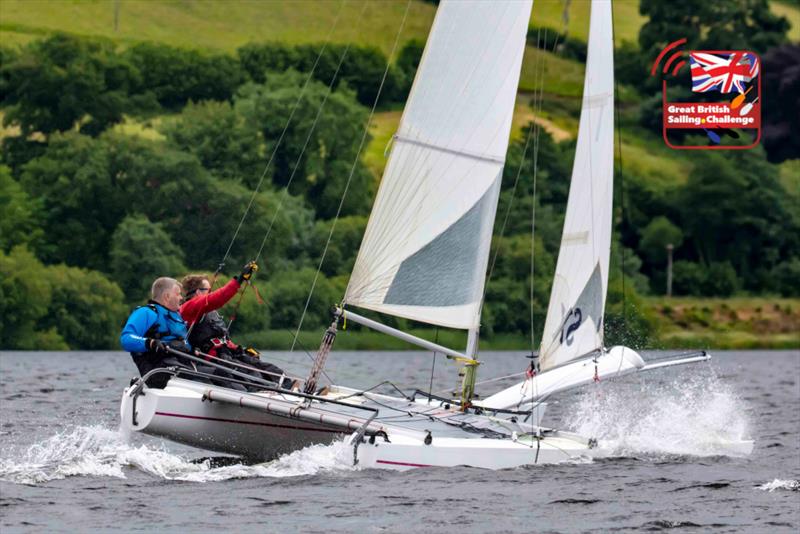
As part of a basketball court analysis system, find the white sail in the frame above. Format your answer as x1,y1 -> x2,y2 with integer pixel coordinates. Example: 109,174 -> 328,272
539,0 -> 615,371
344,0 -> 532,330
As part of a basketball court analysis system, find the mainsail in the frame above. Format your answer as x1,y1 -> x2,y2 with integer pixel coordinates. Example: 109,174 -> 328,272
344,0 -> 532,330
539,0 -> 615,371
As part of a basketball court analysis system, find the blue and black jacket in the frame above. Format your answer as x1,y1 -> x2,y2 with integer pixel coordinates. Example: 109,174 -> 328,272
120,301 -> 191,356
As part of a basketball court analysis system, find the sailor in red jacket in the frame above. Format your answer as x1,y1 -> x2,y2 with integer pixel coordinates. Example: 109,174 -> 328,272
179,261 -> 291,389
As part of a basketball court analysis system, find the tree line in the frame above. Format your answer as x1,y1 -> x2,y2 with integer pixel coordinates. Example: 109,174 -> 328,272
1,1 -> 798,350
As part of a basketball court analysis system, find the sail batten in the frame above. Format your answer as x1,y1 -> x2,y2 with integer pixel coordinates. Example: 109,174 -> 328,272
539,0 -> 615,371
344,0 -> 532,330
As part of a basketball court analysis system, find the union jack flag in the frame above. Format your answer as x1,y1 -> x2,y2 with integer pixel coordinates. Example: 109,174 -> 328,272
690,52 -> 759,93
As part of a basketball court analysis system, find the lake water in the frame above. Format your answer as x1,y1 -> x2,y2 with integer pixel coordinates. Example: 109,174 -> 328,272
1,350 -> 798,532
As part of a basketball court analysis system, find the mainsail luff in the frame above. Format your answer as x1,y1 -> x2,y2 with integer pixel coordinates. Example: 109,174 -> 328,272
344,0 -> 533,330
539,0 -> 615,371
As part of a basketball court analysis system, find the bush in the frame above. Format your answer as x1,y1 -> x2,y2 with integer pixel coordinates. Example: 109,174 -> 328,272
39,264 -> 127,349
769,258 -> 800,297
703,262 -> 739,297
0,246 -> 62,349
125,43 -> 243,109
672,260 -> 706,296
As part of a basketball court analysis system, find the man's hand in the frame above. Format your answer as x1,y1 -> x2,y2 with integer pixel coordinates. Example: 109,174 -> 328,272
146,338 -> 166,353
237,260 -> 259,283
244,346 -> 260,359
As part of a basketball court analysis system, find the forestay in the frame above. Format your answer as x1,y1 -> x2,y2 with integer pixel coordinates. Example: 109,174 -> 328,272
539,0 -> 615,371
344,0 -> 532,330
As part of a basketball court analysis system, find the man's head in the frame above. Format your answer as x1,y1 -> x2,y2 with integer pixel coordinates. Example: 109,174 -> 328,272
151,277 -> 182,311
181,274 -> 211,300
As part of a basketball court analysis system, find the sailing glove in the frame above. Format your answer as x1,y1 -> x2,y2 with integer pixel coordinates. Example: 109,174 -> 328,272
146,338 -> 166,353
236,260 -> 259,284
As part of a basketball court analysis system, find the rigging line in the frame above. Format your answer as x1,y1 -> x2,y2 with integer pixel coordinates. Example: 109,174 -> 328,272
293,0 -> 412,348
252,3 -> 369,263
217,0 -> 348,270
528,28 -> 549,434
282,327 -> 334,385
428,327 -> 438,399
530,28 -> 547,355
611,0 -> 627,328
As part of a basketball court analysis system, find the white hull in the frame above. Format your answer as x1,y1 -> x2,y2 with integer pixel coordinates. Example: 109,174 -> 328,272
121,377 -> 594,469
121,379 -> 343,459
354,432 -> 596,471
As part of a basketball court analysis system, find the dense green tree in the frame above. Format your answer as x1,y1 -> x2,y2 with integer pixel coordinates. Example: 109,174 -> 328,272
263,267 -> 339,330
19,131 -> 314,272
125,43 -> 243,109
395,39 -> 425,96
639,216 -> 683,264
0,246 -> 65,349
221,285 -> 271,336
110,214 -> 187,303
639,0 -> 788,63
0,165 -> 43,253
236,72 -> 372,218
310,215 -> 367,277
769,258 -> 800,297
238,42 -> 299,84
762,44 -> 800,163
677,149 -> 798,289
160,100 -> 263,185
237,42 -> 400,106
39,263 -> 127,349
0,33 -> 138,136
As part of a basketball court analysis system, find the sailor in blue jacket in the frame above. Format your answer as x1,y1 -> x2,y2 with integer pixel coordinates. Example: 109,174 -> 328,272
121,277 -> 192,388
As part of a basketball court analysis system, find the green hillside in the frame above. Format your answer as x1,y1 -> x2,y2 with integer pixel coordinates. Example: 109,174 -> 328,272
1,1 -> 797,350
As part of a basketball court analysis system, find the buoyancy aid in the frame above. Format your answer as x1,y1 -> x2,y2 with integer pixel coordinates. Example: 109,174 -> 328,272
133,302 -> 190,361
188,310 -> 237,357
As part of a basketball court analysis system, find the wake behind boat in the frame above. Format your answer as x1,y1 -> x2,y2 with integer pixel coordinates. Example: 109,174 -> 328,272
120,0 -> 753,469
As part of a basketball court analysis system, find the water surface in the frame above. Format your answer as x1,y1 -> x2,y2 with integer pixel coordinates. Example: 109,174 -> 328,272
1,350 -> 798,532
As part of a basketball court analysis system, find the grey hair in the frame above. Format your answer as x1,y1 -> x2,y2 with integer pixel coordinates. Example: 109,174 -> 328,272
151,277 -> 181,301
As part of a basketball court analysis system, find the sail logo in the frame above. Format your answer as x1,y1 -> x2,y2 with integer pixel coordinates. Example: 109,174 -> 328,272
561,307 -> 583,346
651,39 -> 761,150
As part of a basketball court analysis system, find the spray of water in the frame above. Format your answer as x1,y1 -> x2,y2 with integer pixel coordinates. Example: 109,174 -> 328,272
0,425 -> 357,485
756,479 -> 800,492
563,369 -> 752,458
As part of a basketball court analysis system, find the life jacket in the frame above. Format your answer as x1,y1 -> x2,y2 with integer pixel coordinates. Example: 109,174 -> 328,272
133,302 -> 189,360
188,310 -> 237,357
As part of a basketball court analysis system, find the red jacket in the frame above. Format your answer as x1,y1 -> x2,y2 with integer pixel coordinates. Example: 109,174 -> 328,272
180,278 -> 241,327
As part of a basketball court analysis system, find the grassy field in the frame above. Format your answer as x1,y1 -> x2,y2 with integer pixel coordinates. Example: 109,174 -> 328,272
0,0 -> 646,52
643,297 -> 800,350
2,0 -> 796,53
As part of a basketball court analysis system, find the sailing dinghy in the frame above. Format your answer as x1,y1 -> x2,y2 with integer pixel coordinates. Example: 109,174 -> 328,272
120,0 -> 750,469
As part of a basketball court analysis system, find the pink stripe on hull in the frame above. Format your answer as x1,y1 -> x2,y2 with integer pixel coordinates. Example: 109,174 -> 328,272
376,459 -> 433,468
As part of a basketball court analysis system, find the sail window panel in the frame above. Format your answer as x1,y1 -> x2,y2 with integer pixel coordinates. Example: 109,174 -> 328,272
384,174 -> 501,307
